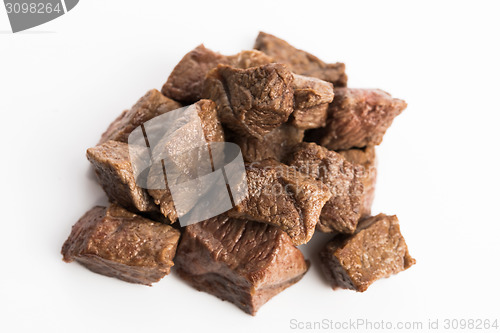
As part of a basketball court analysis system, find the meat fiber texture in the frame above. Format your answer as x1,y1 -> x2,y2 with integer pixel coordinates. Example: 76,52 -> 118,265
147,99 -> 225,222
254,32 -> 348,87
319,213 -> 415,292
291,73 -> 334,129
228,159 -> 332,245
337,146 -> 377,217
310,88 -> 407,150
87,140 -> 157,213
287,142 -> 365,234
227,123 -> 304,163
203,63 -> 295,139
175,214 -> 309,315
61,204 -> 181,286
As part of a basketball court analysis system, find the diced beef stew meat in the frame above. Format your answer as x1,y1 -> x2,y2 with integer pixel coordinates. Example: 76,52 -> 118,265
162,45 -> 274,104
99,89 -> 182,144
337,146 -> 377,217
227,159 -> 331,245
309,88 -> 407,150
228,123 -> 304,162
287,142 -> 364,234
147,99 -> 225,222
319,213 -> 415,292
254,32 -> 348,87
61,204 -> 181,286
203,63 -> 295,139
290,74 -> 334,129
64,34 -> 415,315
87,140 -> 157,213
175,215 -> 309,315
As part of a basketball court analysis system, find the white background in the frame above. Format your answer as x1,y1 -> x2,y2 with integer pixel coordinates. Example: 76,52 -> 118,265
1,1 -> 500,332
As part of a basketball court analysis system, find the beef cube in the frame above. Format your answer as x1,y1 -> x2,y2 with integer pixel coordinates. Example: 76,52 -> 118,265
338,146 -> 377,217
311,88 -> 407,150
228,124 -> 304,162
87,140 -> 156,213
203,63 -> 295,139
147,99 -> 225,221
162,45 -> 273,104
287,142 -> 364,234
291,74 -> 334,129
162,45 -> 231,104
319,213 -> 415,292
254,32 -> 347,87
99,89 -> 182,144
61,204 -> 181,286
228,159 -> 331,245
175,215 -> 309,315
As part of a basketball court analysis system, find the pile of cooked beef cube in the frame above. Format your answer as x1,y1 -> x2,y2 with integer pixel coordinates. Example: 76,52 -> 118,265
62,32 -> 415,315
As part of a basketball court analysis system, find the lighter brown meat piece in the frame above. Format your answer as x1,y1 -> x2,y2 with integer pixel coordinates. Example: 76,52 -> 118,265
61,204 -> 181,286
319,213 -> 415,292
291,74 -> 334,129
254,32 -> 347,87
147,99 -> 225,222
175,215 -> 309,315
228,159 -> 331,245
287,142 -> 364,234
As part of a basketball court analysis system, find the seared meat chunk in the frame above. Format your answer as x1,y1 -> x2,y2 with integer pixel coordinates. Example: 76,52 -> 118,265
287,142 -> 364,234
228,124 -> 304,162
291,74 -> 334,129
203,63 -> 295,139
147,99 -> 225,222
254,32 -> 347,87
175,215 -> 309,315
87,140 -> 156,213
311,88 -> 407,150
338,146 -> 377,217
99,89 -> 182,144
162,45 -> 273,104
61,204 -> 181,286
319,213 -> 415,292
228,159 -> 331,245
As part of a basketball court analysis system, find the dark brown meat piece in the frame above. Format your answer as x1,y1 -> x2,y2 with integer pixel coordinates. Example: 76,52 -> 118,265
254,32 -> 347,87
287,142 -> 364,234
147,99 -> 225,222
99,89 -> 182,144
175,215 -> 309,315
162,45 -> 273,104
337,146 -> 377,217
61,204 -> 181,286
319,213 -> 415,292
161,45 -> 231,104
310,88 -> 407,150
228,159 -> 331,245
203,63 -> 295,139
87,140 -> 157,213
228,124 -> 304,162
291,74 -> 334,129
